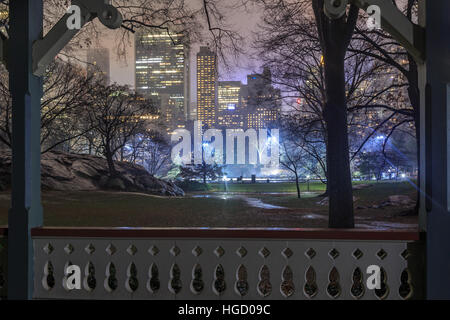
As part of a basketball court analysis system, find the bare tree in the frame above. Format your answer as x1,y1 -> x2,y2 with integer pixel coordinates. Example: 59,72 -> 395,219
254,0 -> 416,227
178,162 -> 223,184
40,60 -> 100,153
142,131 -> 172,177
348,0 -> 421,213
0,59 -> 98,153
280,116 -> 328,186
122,129 -> 172,177
87,84 -> 155,177
280,139 -> 303,199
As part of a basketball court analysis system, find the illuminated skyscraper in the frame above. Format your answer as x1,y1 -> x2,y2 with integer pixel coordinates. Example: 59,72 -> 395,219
135,30 -> 190,131
243,67 -> 281,129
217,81 -> 244,129
197,46 -> 218,128
87,47 -> 110,85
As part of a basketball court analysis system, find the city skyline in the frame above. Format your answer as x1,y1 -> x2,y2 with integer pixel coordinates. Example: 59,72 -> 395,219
87,3 -> 263,98
134,35 -> 281,131
135,29 -> 190,132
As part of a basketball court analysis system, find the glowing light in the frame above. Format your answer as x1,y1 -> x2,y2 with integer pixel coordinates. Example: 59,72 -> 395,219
267,136 -> 278,144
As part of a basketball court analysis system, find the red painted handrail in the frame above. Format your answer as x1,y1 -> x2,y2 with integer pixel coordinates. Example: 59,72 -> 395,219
17,227 -> 424,241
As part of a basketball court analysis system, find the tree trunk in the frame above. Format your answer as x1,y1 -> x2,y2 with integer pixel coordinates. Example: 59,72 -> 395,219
319,183 -> 329,197
295,173 -> 301,199
319,156 -> 329,197
324,55 -> 354,228
105,148 -> 117,177
408,55 -> 421,215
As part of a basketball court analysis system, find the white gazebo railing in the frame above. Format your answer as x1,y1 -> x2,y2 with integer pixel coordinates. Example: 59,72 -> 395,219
1,227 -> 421,300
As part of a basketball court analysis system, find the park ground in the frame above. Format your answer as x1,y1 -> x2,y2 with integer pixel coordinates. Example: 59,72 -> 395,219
0,181 -> 418,229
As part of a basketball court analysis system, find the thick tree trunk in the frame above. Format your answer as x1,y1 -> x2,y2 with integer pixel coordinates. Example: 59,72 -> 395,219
105,148 -> 117,177
324,55 -> 354,228
319,183 -> 329,197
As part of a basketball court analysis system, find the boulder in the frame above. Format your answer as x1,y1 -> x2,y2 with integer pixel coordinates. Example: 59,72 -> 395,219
369,195 -> 415,210
0,151 -> 184,196
387,195 -> 415,206
106,177 -> 126,191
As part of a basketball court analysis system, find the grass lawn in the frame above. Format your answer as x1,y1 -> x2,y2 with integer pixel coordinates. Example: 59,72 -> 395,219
206,180 -> 380,193
0,181 -> 418,229
206,181 -> 326,193
263,181 -> 415,208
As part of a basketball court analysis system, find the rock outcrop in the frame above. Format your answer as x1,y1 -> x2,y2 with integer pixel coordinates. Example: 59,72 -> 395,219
0,151 -> 184,196
356,195 -> 415,210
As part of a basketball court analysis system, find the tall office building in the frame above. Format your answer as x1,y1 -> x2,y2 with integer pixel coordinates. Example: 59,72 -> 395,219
243,67 -> 281,129
135,30 -> 190,132
87,47 -> 110,84
217,81 -> 244,129
197,46 -> 218,128
189,100 -> 197,121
